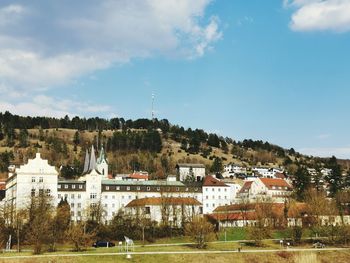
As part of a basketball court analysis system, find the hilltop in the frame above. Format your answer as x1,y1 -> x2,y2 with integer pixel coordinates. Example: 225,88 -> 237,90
0,111 -> 346,179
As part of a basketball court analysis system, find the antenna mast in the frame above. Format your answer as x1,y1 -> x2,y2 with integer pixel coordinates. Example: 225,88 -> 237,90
151,92 -> 155,122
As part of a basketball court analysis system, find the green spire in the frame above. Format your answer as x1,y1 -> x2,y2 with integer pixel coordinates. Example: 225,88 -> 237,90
97,146 -> 107,164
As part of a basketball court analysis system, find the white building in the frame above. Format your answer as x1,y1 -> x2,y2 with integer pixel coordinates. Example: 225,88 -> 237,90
252,167 -> 283,178
176,163 -> 205,182
223,164 -> 247,177
125,197 -> 202,227
3,151 -> 242,224
4,153 -> 58,217
202,175 -> 232,214
237,177 -> 293,203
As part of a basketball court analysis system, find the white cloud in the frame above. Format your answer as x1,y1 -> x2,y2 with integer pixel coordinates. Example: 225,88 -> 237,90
316,133 -> 331,140
0,95 -> 115,118
299,146 -> 350,159
0,0 -> 221,93
286,0 -> 350,32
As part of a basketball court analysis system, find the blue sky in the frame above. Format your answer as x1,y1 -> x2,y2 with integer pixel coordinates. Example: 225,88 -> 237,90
0,0 -> 350,158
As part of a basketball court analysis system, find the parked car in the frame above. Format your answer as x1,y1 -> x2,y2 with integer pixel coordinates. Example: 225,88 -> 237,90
92,241 -> 115,248
312,242 -> 325,248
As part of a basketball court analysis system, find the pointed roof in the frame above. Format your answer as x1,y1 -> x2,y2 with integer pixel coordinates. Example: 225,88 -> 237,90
97,146 -> 107,164
89,145 -> 96,171
83,149 -> 90,173
203,175 -> 228,187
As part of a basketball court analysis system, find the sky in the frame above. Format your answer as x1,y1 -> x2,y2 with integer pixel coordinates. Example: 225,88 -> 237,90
0,0 -> 350,158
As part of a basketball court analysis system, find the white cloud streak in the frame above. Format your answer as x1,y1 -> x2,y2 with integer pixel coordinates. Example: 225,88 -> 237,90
285,0 -> 350,32
299,146 -> 350,159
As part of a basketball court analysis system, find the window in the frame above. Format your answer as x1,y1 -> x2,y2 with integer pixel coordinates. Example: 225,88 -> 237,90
31,177 -> 35,183
127,186 -> 130,191
104,204 -> 107,208
104,195 -> 107,199
71,211 -> 74,217
112,212 -> 115,216
157,187 -> 160,191
39,189 -> 44,196
218,188 -> 221,192
64,194 -> 68,198
78,203 -> 81,208
46,189 -> 51,196
116,186 -> 120,190
224,188 -> 227,192
90,193 -> 97,199
72,185 -> 76,189
71,194 -> 74,199
137,186 -> 141,191
194,188 -> 198,192
147,187 -> 150,191
112,195 -> 115,199
185,187 -> 189,191
129,195 -> 131,199
78,194 -> 81,199
39,177 -> 43,183
31,189 -> 35,197
79,185 -> 83,189
71,203 -> 74,208
176,187 -> 179,191
206,204 -> 209,207
206,196 -> 208,199
219,196 -> 221,199
58,194 -> 61,199
65,184 -> 68,189
112,204 -> 115,208
58,184 -> 61,189
212,188 -> 214,192
122,196 -> 124,199
106,186 -> 109,190
77,211 -> 81,217
212,203 -> 215,207
145,207 -> 151,214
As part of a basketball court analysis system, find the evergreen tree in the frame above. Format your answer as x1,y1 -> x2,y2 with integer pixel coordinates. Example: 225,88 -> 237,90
326,156 -> 342,197
293,166 -> 311,201
19,128 -> 29,148
343,170 -> 350,189
210,157 -> 223,173
73,131 -> 80,151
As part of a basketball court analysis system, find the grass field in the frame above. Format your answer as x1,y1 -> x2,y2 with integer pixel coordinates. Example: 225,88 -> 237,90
1,250 -> 350,263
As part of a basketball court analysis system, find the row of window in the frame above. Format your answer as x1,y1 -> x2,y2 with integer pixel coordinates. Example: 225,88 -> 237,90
58,184 -> 84,189
31,177 -> 44,183
205,188 -> 228,192
104,185 -> 199,192
31,189 -> 51,197
205,195 -> 228,200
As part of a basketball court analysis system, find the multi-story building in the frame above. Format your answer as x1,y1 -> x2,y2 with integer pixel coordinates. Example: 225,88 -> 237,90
176,163 -> 205,182
4,149 -> 245,224
237,177 -> 293,203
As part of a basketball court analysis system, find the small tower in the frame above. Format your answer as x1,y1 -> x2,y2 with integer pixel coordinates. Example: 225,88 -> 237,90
97,146 -> 108,179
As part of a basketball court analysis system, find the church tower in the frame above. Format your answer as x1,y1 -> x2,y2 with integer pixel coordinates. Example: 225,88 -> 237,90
96,146 -> 108,179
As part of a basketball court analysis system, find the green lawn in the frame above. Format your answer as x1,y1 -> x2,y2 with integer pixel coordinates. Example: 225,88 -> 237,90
2,251 -> 350,263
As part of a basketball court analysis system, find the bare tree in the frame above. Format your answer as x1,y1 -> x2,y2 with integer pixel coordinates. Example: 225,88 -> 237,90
185,216 -> 215,249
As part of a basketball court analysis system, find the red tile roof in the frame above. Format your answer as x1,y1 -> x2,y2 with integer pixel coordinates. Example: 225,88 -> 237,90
275,172 -> 286,179
259,178 -> 292,190
211,202 -> 308,221
203,175 -> 228,187
209,211 -> 257,221
125,197 -> 202,207
129,173 -> 149,180
238,181 -> 253,194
